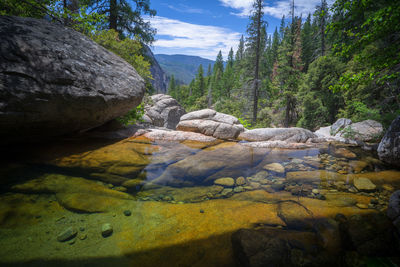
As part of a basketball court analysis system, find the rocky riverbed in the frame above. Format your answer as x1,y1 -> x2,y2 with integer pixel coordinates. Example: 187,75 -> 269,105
0,133 -> 399,266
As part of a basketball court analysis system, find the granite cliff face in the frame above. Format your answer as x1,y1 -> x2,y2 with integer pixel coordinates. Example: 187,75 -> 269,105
144,45 -> 168,93
0,16 -> 145,143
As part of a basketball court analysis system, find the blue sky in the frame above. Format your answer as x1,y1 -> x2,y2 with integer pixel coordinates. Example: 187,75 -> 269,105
147,0 -> 332,60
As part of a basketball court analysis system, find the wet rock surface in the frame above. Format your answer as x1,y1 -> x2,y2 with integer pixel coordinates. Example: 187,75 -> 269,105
0,135 -> 399,266
0,16 -> 145,143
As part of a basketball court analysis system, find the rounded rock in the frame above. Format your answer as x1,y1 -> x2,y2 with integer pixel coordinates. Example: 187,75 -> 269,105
101,223 -> 113,237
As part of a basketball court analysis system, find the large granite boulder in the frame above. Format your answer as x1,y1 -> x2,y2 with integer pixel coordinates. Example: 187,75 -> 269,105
315,118 -> 384,143
238,128 -> 316,143
378,116 -> 400,167
330,118 -> 352,135
176,109 -> 245,140
342,120 -> 383,142
143,94 -> 185,129
0,16 -> 145,142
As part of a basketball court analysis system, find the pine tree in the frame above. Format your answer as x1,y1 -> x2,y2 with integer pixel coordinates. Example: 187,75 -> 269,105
168,75 -> 176,99
195,64 -> 205,97
83,0 -> 156,43
301,14 -> 314,72
214,51 -> 224,74
235,35 -> 245,62
245,0 -> 266,124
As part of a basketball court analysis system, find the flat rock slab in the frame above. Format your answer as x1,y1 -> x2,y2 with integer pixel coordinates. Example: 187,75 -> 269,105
0,16 -> 145,142
353,177 -> 376,191
238,128 -> 316,143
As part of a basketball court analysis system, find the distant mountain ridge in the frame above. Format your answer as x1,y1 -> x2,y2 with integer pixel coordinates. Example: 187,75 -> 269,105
155,54 -> 215,84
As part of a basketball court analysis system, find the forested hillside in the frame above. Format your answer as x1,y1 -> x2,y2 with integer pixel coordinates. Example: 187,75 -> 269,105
167,0 -> 400,130
155,54 -> 215,84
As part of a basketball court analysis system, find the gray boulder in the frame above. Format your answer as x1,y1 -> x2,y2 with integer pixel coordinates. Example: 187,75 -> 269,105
144,94 -> 185,129
331,118 -> 352,135
238,128 -> 316,143
0,16 -> 145,142
378,116 -> 400,167
342,120 -> 383,142
177,109 -> 244,140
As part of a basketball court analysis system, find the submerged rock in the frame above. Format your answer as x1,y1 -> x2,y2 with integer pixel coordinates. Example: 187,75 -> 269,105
153,143 -> 266,186
263,163 -> 285,174
0,16 -> 145,143
144,94 -> 186,129
378,116 -> 400,167
57,227 -> 77,242
177,109 -> 245,140
101,223 -> 113,237
214,177 -> 235,187
353,177 -> 376,191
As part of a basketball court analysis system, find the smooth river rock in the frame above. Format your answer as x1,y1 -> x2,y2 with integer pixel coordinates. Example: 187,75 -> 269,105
0,16 -> 145,142
353,177 -> 376,191
238,128 -> 316,143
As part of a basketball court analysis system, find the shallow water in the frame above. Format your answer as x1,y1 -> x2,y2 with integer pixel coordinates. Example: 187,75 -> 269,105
0,136 -> 399,266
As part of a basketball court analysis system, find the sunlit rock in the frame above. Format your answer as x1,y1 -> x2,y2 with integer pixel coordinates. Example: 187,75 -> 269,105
153,143 -> 265,186
238,127 -> 316,142
214,177 -> 235,187
333,147 -> 357,159
353,177 -> 376,191
143,94 -> 186,129
177,109 -> 245,140
263,163 -> 285,173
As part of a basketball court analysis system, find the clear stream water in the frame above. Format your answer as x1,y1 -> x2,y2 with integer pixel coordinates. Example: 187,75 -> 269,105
0,136 -> 399,266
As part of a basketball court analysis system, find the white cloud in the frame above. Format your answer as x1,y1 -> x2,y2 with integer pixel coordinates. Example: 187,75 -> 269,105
219,0 -> 335,18
164,4 -> 208,14
149,16 -> 241,60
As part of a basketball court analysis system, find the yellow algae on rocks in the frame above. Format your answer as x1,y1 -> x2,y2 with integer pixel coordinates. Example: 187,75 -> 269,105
0,193 -> 64,227
115,199 -> 284,267
12,174 -> 132,212
55,192 -> 128,213
286,170 -> 345,183
50,139 -> 154,176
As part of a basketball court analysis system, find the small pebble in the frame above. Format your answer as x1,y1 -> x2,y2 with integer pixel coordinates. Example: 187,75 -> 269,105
57,227 -> 77,242
356,203 -> 368,209
312,189 -> 319,194
370,199 -> 379,205
123,210 -> 132,216
101,223 -> 113,237
79,227 -> 85,232
200,209 -> 204,213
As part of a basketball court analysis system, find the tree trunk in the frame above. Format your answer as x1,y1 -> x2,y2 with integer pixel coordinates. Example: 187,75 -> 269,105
252,0 -> 262,125
109,0 -> 117,30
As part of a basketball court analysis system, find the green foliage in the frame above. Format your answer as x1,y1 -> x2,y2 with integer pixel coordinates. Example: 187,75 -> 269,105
238,117 -> 251,129
0,0 -> 54,18
91,29 -> 151,80
117,103 -> 145,125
